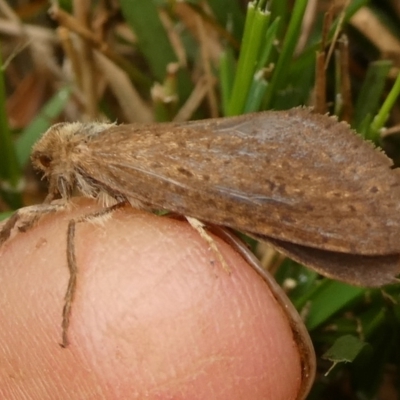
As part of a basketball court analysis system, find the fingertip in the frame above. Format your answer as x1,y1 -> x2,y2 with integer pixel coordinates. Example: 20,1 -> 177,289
0,199 -> 311,399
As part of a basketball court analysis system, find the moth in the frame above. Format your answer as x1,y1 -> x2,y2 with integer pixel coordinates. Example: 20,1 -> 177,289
1,107 -> 400,346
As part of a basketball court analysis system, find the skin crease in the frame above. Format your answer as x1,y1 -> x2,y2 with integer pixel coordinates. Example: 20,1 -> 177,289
0,198 -> 302,399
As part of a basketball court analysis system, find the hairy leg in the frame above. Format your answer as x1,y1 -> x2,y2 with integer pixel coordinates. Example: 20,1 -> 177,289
186,216 -> 231,274
61,201 -> 128,347
0,203 -> 67,245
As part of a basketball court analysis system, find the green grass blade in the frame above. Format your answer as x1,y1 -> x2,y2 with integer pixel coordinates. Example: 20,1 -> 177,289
15,86 -> 72,166
256,18 -> 280,71
370,71 -> 400,135
119,0 -> 192,104
0,45 -> 21,187
207,0 -> 245,41
219,48 -> 236,116
0,210 -> 13,221
119,0 -> 177,82
353,60 -> 392,134
262,0 -> 308,108
296,280 -> 366,331
243,73 -> 268,113
227,2 -> 270,115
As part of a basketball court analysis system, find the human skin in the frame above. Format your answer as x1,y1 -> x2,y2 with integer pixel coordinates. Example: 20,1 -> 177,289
0,198 -> 304,399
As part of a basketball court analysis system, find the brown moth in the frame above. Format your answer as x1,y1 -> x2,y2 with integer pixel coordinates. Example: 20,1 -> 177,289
1,107 -> 400,346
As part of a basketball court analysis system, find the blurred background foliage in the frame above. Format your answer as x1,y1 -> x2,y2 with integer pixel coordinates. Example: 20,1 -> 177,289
1,0 -> 400,398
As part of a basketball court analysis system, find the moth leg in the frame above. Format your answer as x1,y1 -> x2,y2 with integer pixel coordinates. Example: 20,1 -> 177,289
61,201 -> 128,348
186,216 -> 231,274
0,202 -> 67,246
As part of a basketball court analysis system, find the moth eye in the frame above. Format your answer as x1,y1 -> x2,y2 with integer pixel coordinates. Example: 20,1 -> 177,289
39,155 -> 52,168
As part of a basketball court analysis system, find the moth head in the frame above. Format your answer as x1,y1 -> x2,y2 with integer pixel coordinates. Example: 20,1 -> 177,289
31,122 -> 86,200
31,121 -> 115,200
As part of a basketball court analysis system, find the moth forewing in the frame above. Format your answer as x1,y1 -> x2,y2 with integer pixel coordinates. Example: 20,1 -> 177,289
80,109 -> 400,256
